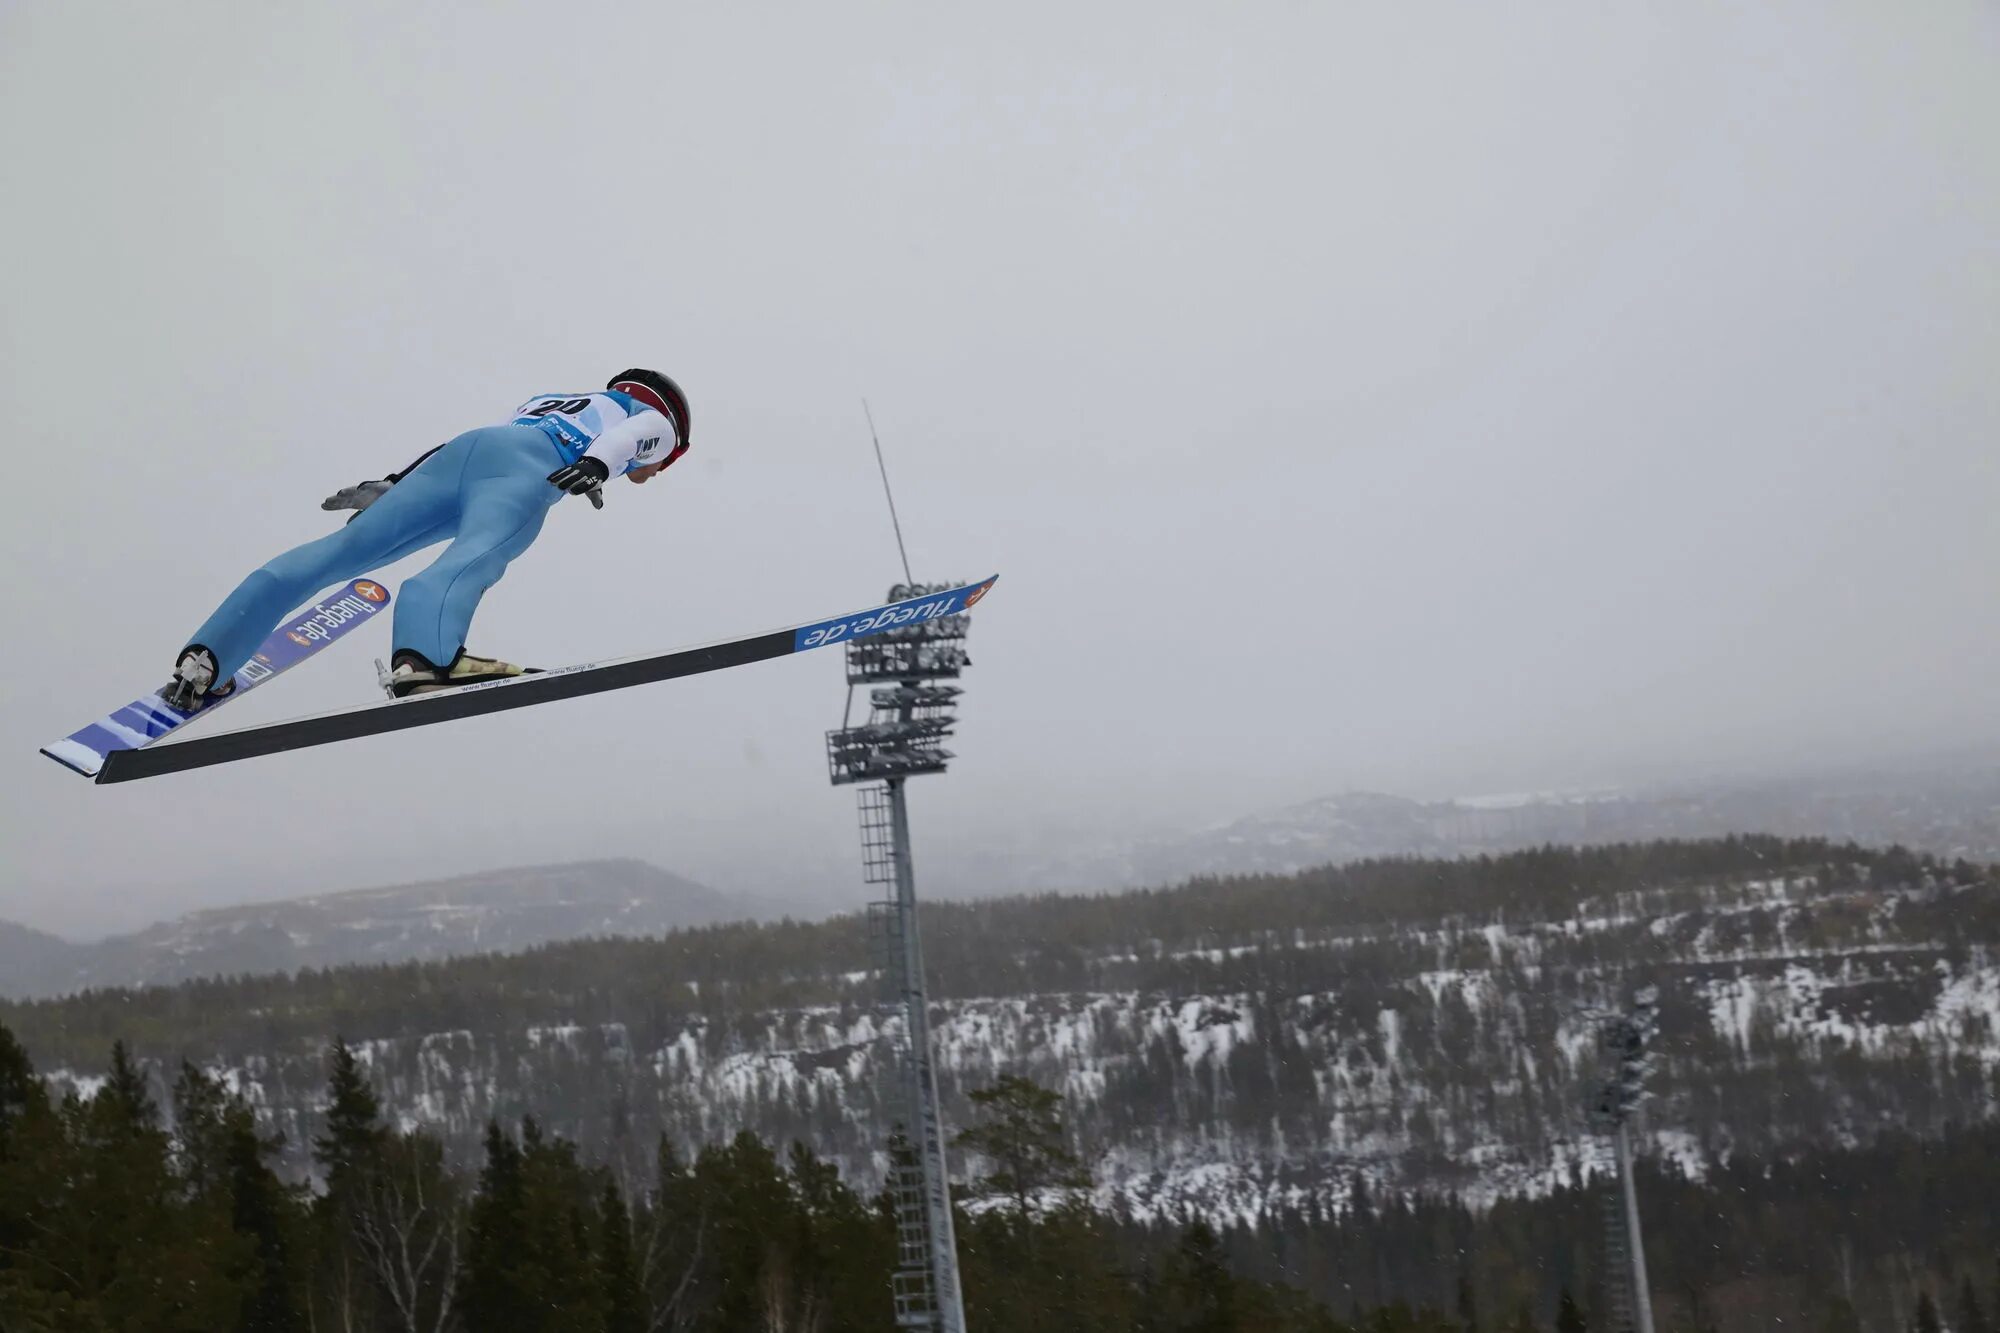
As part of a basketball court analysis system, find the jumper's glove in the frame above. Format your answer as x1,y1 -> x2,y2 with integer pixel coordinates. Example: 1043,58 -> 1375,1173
547,457 -> 610,499
322,479 -> 392,521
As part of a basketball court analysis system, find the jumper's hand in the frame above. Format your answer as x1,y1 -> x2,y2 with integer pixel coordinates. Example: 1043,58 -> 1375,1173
548,457 -> 610,498
322,480 -> 392,514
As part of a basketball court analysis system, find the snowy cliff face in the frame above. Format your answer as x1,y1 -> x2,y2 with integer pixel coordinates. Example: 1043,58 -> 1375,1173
41,864 -> 1998,1222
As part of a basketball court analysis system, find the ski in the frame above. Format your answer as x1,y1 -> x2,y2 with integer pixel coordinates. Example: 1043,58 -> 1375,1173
41,579 -> 393,780
90,576 -> 997,785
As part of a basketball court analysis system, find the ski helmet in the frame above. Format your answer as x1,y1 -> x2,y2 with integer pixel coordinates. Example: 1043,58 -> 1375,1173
607,369 -> 691,467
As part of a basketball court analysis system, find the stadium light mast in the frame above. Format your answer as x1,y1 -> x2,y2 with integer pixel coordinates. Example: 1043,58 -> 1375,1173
1590,987 -> 1660,1333
827,403 -> 972,1333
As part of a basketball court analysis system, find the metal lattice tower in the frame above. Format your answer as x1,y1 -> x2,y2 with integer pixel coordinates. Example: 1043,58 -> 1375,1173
828,582 -> 973,1333
1596,1168 -> 1636,1332
1589,988 -> 1660,1333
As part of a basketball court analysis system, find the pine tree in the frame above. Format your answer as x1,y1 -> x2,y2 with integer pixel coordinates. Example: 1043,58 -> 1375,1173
635,1136 -> 706,1327
173,1059 -> 304,1330
696,1131 -> 799,1332
1555,1287 -> 1585,1333
0,1024 -> 62,1320
69,1043 -> 245,1329
172,1059 -> 232,1197
309,1038 -> 388,1331
223,1097 -> 305,1331
461,1117 -> 612,1332
951,1073 -> 1088,1215
781,1138 -> 888,1328
599,1178 -> 645,1333
1914,1290 -> 1943,1333
313,1037 -> 385,1195
1963,1279 -> 1992,1333
1174,1221 -> 1239,1333
100,1039 -> 156,1130
0,1023 -> 41,1145
1819,1295 -> 1864,1333
459,1120 -> 531,1333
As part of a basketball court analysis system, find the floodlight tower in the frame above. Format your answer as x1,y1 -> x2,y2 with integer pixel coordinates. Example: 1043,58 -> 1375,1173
826,403 -> 971,1333
827,591 -> 972,1332
1590,987 -> 1660,1333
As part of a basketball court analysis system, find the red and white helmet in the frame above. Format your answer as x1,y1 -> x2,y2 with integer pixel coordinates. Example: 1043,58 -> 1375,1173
608,369 -> 691,469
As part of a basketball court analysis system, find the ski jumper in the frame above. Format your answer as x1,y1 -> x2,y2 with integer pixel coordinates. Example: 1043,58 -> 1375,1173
183,392 -> 676,681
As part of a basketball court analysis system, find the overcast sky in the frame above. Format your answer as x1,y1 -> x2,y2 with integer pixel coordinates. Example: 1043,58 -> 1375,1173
2,2 -> 1995,937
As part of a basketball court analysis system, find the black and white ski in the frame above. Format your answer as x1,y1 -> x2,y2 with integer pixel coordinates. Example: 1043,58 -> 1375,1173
91,576 -> 996,785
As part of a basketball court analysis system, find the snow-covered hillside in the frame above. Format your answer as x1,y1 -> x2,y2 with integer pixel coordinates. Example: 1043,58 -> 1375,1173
35,852 -> 1998,1222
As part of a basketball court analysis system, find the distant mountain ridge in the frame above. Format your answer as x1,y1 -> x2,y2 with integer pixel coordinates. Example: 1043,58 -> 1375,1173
923,766 -> 2000,900
1131,789 -> 1617,880
1104,766 -> 2000,886
0,921 -> 84,996
0,859 -> 733,999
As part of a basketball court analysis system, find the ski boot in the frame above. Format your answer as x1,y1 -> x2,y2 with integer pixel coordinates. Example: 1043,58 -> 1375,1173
160,646 -> 236,712
386,648 -> 538,699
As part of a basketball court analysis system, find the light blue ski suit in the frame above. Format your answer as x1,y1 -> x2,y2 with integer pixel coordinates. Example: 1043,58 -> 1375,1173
184,391 -> 676,679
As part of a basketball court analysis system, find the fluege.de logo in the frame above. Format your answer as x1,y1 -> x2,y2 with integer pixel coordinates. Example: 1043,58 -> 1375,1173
288,586 -> 386,645
799,588 -> 965,650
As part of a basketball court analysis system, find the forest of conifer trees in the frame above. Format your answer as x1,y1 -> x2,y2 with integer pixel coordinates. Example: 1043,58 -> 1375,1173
3,1017 -> 1996,1332
7,837 -> 1992,1238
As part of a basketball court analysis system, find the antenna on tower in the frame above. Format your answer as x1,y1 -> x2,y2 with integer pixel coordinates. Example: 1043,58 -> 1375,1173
832,403 -> 974,1332
863,399 -> 916,585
